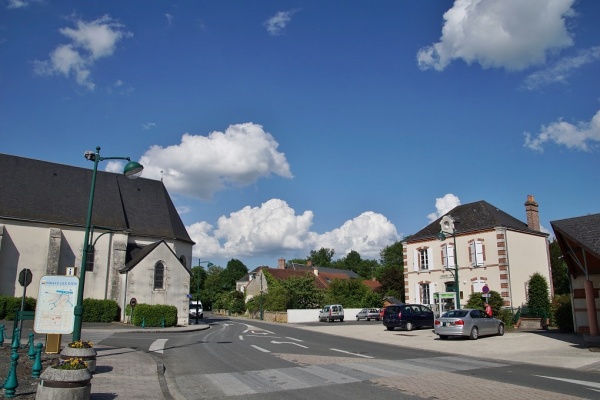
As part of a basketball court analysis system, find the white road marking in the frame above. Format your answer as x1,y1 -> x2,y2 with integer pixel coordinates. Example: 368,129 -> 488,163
239,335 -> 244,341
271,340 -> 308,348
149,339 -> 168,354
251,345 -> 270,353
535,375 -> 600,390
330,348 -> 374,358
285,337 -> 303,342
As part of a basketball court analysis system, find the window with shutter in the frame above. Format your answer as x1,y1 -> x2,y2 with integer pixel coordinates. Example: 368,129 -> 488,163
442,244 -> 454,269
154,261 -> 165,290
469,240 -> 485,267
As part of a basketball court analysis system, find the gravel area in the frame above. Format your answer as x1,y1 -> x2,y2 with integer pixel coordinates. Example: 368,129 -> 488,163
0,345 -> 59,399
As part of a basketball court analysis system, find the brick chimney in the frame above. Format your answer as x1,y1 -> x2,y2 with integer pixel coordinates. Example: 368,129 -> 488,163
278,258 -> 286,269
524,195 -> 540,231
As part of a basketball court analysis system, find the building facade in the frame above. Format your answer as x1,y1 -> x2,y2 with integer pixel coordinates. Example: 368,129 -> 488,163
0,153 -> 195,325
403,196 -> 552,314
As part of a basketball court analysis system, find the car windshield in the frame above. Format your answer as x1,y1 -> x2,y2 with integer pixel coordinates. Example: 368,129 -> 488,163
443,310 -> 468,318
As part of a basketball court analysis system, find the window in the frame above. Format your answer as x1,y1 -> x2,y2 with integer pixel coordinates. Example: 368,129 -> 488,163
441,243 -> 455,269
413,247 -> 433,270
154,262 -> 165,290
445,281 -> 456,293
420,283 -> 430,305
469,239 -> 485,267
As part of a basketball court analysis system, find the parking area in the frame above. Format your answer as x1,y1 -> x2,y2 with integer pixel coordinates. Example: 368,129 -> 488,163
294,322 -> 600,371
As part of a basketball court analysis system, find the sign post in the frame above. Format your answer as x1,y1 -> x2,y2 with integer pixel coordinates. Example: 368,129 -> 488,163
18,268 -> 33,344
129,298 -> 137,324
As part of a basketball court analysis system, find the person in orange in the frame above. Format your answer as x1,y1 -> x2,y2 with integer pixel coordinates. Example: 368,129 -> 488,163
484,302 -> 493,318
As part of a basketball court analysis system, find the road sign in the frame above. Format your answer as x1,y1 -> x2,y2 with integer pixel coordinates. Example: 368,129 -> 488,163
130,298 -> 137,307
482,285 -> 490,294
18,268 -> 33,287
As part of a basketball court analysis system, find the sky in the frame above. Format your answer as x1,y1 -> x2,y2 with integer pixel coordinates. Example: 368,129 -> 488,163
2,0 -> 599,270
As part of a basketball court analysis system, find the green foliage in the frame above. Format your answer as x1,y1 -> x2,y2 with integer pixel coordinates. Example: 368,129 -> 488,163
324,279 -> 374,308
0,296 -> 36,320
379,265 -> 404,301
379,242 -> 404,301
190,266 -> 208,297
130,303 -> 178,327
549,240 -> 570,295
551,294 -> 574,332
260,272 -> 323,311
526,272 -> 551,317
496,308 -> 515,331
465,290 -> 503,316
202,264 -> 225,310
82,299 -> 119,322
309,248 -> 335,268
220,259 -> 248,292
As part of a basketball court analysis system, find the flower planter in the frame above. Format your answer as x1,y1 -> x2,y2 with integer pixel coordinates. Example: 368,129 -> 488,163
35,366 -> 92,400
60,347 -> 97,373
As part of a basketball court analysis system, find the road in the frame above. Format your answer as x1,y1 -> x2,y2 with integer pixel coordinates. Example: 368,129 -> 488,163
99,315 -> 600,400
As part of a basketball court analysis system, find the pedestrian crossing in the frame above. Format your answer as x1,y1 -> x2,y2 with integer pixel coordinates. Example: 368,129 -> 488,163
175,355 -> 507,399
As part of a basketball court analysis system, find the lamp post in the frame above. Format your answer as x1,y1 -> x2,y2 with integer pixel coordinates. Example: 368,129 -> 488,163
250,272 -> 264,320
436,215 -> 460,310
72,146 -> 143,342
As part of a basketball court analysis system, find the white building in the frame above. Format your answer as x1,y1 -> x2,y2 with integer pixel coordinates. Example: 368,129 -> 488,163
403,196 -> 552,313
0,152 -> 195,326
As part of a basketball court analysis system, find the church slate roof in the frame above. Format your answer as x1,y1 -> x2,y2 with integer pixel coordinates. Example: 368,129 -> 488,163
406,200 -> 545,242
0,153 -> 193,244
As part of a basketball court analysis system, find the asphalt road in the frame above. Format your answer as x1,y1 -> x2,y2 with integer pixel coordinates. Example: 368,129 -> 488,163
98,316 -> 600,400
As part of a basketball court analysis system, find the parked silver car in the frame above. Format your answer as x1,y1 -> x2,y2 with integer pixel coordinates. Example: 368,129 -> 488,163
434,308 -> 504,340
356,308 -> 380,321
319,304 -> 344,322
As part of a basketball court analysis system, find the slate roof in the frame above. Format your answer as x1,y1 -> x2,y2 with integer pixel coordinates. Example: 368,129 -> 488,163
0,153 -> 193,244
406,200 -> 544,242
551,213 -> 600,276
120,240 -> 191,274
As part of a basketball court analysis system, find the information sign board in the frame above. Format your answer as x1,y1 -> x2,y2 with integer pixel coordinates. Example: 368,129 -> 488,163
34,275 -> 79,334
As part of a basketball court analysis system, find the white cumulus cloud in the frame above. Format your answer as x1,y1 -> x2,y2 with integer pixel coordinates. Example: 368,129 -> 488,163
139,123 -> 293,199
187,199 -> 400,262
524,110 -> 600,152
417,0 -> 575,71
427,194 -> 462,222
33,15 -> 132,90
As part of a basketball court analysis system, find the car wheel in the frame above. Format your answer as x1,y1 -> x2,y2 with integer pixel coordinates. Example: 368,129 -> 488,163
405,321 -> 414,331
328,318 -> 332,323
386,326 -> 394,331
366,318 -> 370,321
498,323 -> 505,336
356,316 -> 360,321
469,326 -> 479,340
439,335 -> 448,340
340,318 -> 344,322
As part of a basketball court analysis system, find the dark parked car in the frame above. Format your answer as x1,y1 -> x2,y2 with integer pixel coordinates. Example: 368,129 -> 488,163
383,304 -> 434,331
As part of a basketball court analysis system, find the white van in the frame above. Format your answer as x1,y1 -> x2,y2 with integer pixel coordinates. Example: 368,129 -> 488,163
189,300 -> 203,319
319,304 -> 344,322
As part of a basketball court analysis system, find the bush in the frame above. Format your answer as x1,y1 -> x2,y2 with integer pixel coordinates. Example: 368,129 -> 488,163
130,303 -> 178,327
551,294 -> 574,332
82,299 -> 120,322
526,273 -> 551,318
496,308 -> 515,331
465,290 -> 503,316
0,296 -> 36,320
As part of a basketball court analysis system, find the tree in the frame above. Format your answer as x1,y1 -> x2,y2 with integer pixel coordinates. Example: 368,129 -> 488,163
309,248 -> 335,268
220,259 -> 248,292
526,272 -> 551,318
202,264 -> 224,310
190,266 -> 208,297
324,279 -> 375,308
379,242 -> 404,300
549,240 -> 570,295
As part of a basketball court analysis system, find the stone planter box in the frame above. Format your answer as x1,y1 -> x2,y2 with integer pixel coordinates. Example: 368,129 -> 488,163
60,347 -> 97,373
35,366 -> 92,400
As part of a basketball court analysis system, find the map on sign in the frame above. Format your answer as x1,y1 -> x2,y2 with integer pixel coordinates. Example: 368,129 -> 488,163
34,275 -> 79,334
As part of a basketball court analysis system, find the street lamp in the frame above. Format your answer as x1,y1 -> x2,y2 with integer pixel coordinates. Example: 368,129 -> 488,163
72,146 -> 143,342
250,272 -> 264,320
436,215 -> 460,310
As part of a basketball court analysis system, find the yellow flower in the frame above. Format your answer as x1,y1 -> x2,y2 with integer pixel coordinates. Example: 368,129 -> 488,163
68,340 -> 94,348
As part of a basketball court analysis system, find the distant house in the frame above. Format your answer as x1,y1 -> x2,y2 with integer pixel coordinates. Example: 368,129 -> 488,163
241,258 -> 378,300
0,153 -> 195,325
403,196 -> 552,314
551,213 -> 600,336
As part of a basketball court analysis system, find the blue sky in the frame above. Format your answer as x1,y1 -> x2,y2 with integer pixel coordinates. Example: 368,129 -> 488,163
2,0 -> 599,269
